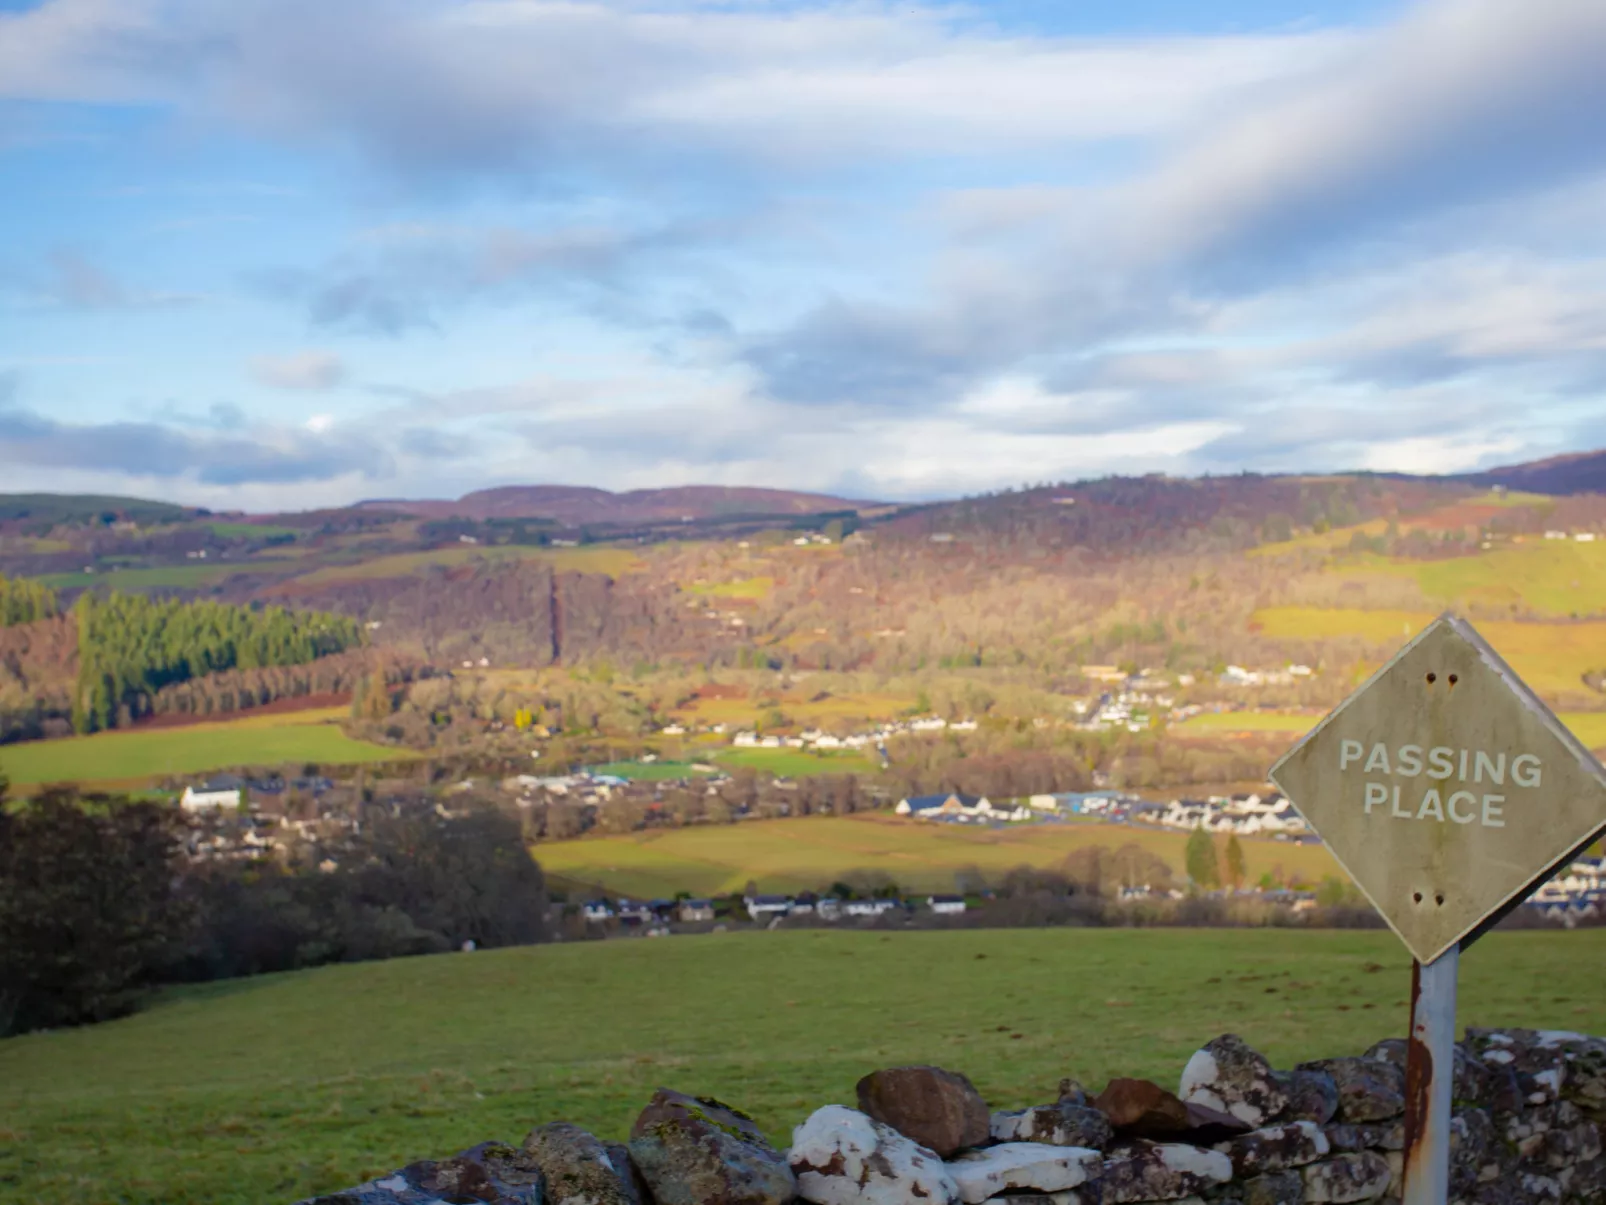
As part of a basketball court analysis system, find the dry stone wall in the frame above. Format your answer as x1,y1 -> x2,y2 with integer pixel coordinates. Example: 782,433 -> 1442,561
297,1027 -> 1606,1205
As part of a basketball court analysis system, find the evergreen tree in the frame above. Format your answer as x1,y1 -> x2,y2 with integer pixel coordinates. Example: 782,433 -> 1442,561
71,591 -> 362,734
1224,834 -> 1247,890
1185,824 -> 1221,890
0,573 -> 58,627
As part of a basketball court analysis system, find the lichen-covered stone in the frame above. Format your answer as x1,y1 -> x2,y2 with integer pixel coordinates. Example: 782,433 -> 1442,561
1295,1060 -> 1404,1124
789,1105 -> 958,1205
1276,1069 -> 1339,1126
991,1102 -> 1113,1151
1532,1031 -> 1606,1112
1099,1141 -> 1233,1203
626,1088 -> 794,1205
1362,1039 -> 1494,1109
856,1065 -> 989,1157
1242,1169 -> 1305,1205
1463,1029 -> 1570,1110
298,1141 -> 545,1205
1181,1036 -> 1290,1128
1300,1152 -> 1391,1203
1221,1122 -> 1330,1177
945,1142 -> 1100,1204
523,1123 -> 642,1205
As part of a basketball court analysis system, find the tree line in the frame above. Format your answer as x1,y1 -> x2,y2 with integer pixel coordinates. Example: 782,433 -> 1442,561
71,592 -> 363,733
0,573 -> 58,627
0,783 -> 547,1037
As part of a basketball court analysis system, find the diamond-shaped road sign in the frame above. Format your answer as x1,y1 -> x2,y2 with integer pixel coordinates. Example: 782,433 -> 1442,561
1270,613 -> 1606,965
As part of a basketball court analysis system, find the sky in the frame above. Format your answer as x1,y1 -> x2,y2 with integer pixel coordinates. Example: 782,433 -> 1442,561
2,0 -> 1605,511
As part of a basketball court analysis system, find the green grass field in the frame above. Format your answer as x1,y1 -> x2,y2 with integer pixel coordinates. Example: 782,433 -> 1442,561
688,575 -> 774,599
1373,540 -> 1606,617
713,746 -> 880,776
1250,606 -> 1606,699
1,928 -> 1601,1205
1176,708 -> 1606,751
0,708 -> 411,789
534,813 -> 1340,898
280,545 -> 642,588
35,561 -> 290,591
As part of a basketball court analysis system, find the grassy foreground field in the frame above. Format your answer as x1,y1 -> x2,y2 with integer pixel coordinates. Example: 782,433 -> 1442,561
2,928 -> 1602,1205
0,707 -> 410,790
535,813 -> 1341,897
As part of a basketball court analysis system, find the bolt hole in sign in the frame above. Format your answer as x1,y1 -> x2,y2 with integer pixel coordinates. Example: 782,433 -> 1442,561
1269,614 -> 1606,964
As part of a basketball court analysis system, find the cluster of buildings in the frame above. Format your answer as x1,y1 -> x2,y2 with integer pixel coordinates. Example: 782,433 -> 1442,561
662,715 -> 978,753
179,773 -> 335,812
1526,857 -> 1606,925
1218,664 -> 1314,688
892,788 -> 1316,842
1151,792 -> 1314,839
579,891 -> 963,927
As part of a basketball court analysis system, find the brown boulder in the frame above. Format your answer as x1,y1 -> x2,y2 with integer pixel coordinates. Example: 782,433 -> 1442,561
1093,1077 -> 1250,1144
855,1065 -> 989,1157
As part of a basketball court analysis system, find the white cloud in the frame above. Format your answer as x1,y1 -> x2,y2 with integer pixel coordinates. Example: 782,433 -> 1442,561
1360,435 -> 1527,475
251,351 -> 347,391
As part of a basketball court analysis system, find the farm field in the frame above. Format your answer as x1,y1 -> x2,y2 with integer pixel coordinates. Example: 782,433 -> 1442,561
1370,540 -> 1606,617
1176,708 -> 1606,751
274,544 -> 643,588
34,560 -> 293,591
588,747 -> 876,780
533,813 -> 1340,898
671,690 -> 913,729
1,928 -> 1602,1205
1249,606 -> 1606,699
0,707 -> 411,790
713,746 -> 880,776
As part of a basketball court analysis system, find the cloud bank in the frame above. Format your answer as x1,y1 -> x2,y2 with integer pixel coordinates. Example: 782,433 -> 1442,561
1,0 -> 1604,504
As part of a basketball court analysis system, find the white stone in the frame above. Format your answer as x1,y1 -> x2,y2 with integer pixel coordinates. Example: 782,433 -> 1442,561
790,1105 -> 959,1205
1153,1144 -> 1233,1182
1178,1049 -> 1229,1113
1536,1030 -> 1588,1047
944,1143 -> 1100,1204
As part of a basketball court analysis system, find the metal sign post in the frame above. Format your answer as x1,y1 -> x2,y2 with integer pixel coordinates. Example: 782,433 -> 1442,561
1402,948 -> 1457,1205
1270,614 -> 1606,1205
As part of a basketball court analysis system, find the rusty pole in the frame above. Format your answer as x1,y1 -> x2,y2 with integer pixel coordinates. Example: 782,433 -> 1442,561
1401,944 -> 1459,1205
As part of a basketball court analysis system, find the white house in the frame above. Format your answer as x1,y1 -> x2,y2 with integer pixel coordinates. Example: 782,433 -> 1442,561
678,899 -> 716,923
181,783 -> 243,811
927,895 -> 966,915
746,894 -> 793,920
843,898 -> 900,917
895,792 -> 991,818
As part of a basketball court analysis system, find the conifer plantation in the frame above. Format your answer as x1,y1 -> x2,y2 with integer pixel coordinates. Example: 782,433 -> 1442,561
0,572 -> 58,627
69,593 -> 363,733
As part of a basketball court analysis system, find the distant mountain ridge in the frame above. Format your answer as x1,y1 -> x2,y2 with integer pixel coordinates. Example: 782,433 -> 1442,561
354,484 -> 875,525
1462,450 -> 1606,496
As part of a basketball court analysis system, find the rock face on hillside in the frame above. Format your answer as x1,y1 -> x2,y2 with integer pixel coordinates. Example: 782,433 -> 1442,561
296,1030 -> 1606,1205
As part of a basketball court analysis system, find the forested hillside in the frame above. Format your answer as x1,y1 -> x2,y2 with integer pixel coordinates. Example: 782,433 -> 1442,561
71,594 -> 363,733
0,574 -> 57,627
0,587 -> 365,742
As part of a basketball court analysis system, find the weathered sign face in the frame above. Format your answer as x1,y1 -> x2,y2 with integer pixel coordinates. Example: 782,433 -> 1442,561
1269,614 -> 1606,964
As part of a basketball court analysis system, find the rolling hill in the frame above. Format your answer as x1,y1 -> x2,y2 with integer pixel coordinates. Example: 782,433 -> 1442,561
354,484 -> 873,524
